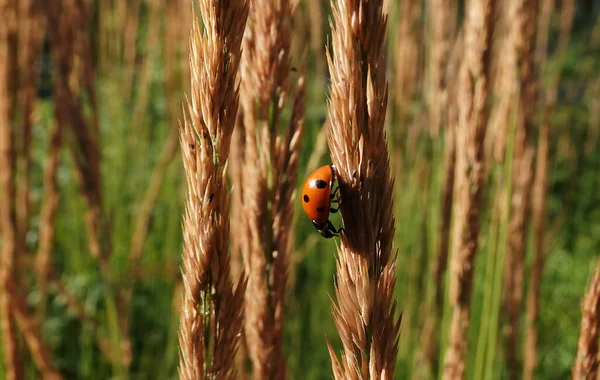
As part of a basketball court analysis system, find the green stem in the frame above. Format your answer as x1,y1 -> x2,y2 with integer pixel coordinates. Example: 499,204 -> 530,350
484,109 -> 517,380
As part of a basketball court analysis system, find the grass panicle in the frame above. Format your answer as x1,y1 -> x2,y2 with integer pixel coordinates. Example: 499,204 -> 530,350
573,260 -> 600,379
441,0 -> 494,377
427,0 -> 456,136
502,0 -> 539,376
417,29 -> 463,376
178,0 -> 249,378
487,1 -> 517,163
325,0 -> 401,377
236,0 -> 305,376
394,0 -> 421,127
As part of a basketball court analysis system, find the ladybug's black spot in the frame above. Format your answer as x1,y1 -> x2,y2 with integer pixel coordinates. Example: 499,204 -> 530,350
315,179 -> 327,189
303,194 -> 310,203
316,206 -> 326,213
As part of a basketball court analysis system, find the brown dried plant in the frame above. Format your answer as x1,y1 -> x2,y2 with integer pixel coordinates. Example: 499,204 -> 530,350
487,1 -> 517,163
229,112 -> 246,281
307,0 -> 325,79
236,0 -> 305,376
228,116 -> 249,380
0,1 -> 23,377
501,0 -> 540,376
428,0 -> 456,136
15,0 -> 45,255
572,260 -> 600,380
417,29 -> 463,377
325,0 -> 401,377
6,279 -> 62,380
177,0 -> 249,378
523,121 -> 548,380
394,0 -> 421,128
441,0 -> 495,377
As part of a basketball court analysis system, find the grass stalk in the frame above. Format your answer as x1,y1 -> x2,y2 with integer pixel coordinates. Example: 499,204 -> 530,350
483,100 -> 518,380
441,0 -> 494,377
121,0 -> 141,100
572,259 -> 600,379
501,0 -> 539,376
15,0 -> 44,255
35,122 -> 62,321
129,131 -> 179,275
585,14 -> 600,156
325,0 -> 401,376
472,167 -> 502,380
0,1 -> 23,377
177,0 -> 249,377
523,122 -> 548,380
129,0 -> 163,135
6,279 -> 62,379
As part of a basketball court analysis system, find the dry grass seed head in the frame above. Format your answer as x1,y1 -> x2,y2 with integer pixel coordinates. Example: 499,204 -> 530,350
325,0 -> 399,377
178,0 -> 249,377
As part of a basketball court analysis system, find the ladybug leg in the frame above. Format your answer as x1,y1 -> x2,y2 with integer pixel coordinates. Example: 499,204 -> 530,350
313,220 -> 334,239
330,185 -> 340,200
327,220 -> 344,237
330,187 -> 343,209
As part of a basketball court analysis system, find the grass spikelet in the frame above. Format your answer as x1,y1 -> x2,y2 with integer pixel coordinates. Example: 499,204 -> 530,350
441,0 -> 494,377
177,0 -> 249,378
325,0 -> 401,376
573,260 -> 600,380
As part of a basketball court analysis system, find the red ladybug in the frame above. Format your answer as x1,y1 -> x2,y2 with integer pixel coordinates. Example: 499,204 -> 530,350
301,165 -> 342,238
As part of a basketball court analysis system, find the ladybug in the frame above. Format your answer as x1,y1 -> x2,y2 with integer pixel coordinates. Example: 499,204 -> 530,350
301,165 -> 343,238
